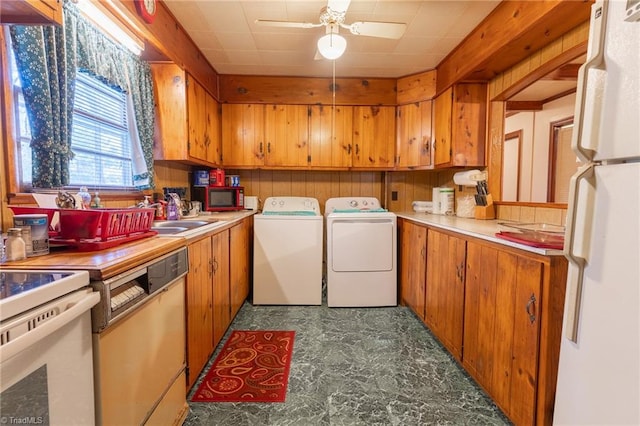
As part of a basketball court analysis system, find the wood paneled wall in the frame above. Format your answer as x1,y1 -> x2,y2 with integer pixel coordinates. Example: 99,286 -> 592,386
226,170 -> 384,214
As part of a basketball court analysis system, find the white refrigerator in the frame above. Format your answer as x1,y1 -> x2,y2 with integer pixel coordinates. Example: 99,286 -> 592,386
553,0 -> 640,424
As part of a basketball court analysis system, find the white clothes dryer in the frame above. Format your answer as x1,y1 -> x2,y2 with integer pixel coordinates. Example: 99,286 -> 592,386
324,197 -> 397,307
253,197 -> 323,305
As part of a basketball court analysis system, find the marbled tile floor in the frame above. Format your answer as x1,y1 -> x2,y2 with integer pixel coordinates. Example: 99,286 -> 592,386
185,302 -> 512,426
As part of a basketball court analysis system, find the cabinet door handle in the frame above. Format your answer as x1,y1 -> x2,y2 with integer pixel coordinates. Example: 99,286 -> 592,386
208,259 -> 214,275
259,142 -> 263,153
525,293 -> 537,324
355,144 -> 360,155
420,247 -> 425,260
347,144 -> 352,154
267,142 -> 271,153
213,257 -> 218,274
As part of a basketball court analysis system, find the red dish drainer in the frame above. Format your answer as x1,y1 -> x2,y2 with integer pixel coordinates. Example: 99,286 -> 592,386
9,206 -> 157,251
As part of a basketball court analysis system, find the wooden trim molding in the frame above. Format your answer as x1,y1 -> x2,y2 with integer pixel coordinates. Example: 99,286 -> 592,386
219,75 -> 397,106
436,0 -> 592,95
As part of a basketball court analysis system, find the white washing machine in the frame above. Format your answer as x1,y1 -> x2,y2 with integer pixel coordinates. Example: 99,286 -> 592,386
325,197 -> 397,307
253,197 -> 323,305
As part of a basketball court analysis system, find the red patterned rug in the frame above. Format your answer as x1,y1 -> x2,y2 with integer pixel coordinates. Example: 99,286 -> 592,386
191,330 -> 295,403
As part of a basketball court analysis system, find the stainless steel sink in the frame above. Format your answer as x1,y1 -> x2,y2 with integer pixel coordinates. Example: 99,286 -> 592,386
153,226 -> 189,235
151,219 -> 220,235
152,220 -> 213,229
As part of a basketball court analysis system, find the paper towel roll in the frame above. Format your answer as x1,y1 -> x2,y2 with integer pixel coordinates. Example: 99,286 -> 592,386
453,169 -> 486,186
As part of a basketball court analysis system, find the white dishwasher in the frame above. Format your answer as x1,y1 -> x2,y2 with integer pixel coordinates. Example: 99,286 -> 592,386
253,197 -> 323,305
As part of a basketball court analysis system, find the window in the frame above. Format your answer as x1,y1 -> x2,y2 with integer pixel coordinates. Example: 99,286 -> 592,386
11,57 -> 134,189
68,73 -> 133,187
8,0 -> 148,191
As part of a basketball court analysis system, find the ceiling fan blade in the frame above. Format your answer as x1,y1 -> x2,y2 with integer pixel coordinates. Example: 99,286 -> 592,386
255,19 -> 321,29
345,21 -> 407,39
327,0 -> 351,14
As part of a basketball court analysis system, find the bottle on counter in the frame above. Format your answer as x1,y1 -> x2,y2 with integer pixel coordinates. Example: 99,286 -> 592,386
90,191 -> 102,208
77,186 -> 91,209
167,195 -> 179,220
5,228 -> 27,261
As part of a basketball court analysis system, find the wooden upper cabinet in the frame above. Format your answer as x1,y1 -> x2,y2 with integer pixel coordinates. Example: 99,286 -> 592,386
221,104 -> 265,167
151,63 -> 221,167
352,106 -> 396,169
396,101 -> 433,169
309,105 -> 353,168
433,84 -> 487,168
264,104 -> 310,167
221,103 -> 397,170
187,76 -> 208,163
1,0 -> 62,25
205,93 -> 222,165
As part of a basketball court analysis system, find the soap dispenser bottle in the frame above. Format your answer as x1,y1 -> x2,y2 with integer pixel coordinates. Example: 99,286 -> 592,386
167,196 -> 179,220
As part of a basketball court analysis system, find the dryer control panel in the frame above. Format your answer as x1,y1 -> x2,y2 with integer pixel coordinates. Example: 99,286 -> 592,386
324,197 -> 383,215
262,197 -> 320,215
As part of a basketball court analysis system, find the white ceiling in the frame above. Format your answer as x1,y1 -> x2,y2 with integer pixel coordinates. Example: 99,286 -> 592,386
163,0 -> 501,79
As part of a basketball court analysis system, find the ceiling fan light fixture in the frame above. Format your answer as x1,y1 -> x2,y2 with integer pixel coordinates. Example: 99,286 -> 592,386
317,32 -> 346,60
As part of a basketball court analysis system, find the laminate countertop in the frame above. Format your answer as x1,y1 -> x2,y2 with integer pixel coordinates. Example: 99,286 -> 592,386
396,212 -> 565,257
0,210 -> 256,280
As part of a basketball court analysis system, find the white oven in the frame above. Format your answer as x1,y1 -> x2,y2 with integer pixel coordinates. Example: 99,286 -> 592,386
0,270 -> 99,425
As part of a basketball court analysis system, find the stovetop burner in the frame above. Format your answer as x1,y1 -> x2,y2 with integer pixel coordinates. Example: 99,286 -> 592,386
0,269 -> 90,321
1,271 -> 73,300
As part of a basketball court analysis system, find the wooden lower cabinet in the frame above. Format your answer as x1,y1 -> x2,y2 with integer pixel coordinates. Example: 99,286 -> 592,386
185,218 -> 253,390
399,219 -> 427,320
425,229 -> 466,361
185,237 -> 213,390
398,218 -> 567,426
464,242 -> 542,425
212,230 -> 231,348
229,219 -> 250,319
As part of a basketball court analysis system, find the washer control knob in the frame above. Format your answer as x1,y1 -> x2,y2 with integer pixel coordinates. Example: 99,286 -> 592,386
349,200 -> 358,207
279,200 -> 285,206
271,200 -> 277,206
362,200 -> 368,206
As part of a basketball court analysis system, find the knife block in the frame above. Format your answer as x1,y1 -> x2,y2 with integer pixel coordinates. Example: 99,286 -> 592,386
474,194 -> 495,220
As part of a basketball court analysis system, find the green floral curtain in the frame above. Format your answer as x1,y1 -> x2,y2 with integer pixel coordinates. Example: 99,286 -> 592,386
10,0 -> 155,189
9,22 -> 76,188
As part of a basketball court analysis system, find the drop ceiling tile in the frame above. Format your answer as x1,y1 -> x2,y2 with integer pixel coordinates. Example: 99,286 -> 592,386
188,31 -> 223,50
225,50 -> 263,65
371,1 -> 423,16
394,36 -> 441,55
196,1 -> 250,32
216,32 -> 257,50
254,32 -> 316,51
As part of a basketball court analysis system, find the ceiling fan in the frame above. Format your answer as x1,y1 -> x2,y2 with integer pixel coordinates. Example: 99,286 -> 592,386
255,0 -> 407,60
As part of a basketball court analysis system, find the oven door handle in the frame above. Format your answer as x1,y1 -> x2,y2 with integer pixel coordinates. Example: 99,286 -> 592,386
1,291 -> 100,361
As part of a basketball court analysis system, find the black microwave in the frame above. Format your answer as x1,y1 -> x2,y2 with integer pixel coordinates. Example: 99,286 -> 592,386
191,186 -> 244,211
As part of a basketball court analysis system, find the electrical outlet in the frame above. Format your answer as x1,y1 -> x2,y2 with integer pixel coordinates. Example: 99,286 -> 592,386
391,191 -> 398,201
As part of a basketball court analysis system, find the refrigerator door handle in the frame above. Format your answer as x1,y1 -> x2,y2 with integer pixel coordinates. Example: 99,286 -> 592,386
572,0 -> 607,164
563,163 -> 595,343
